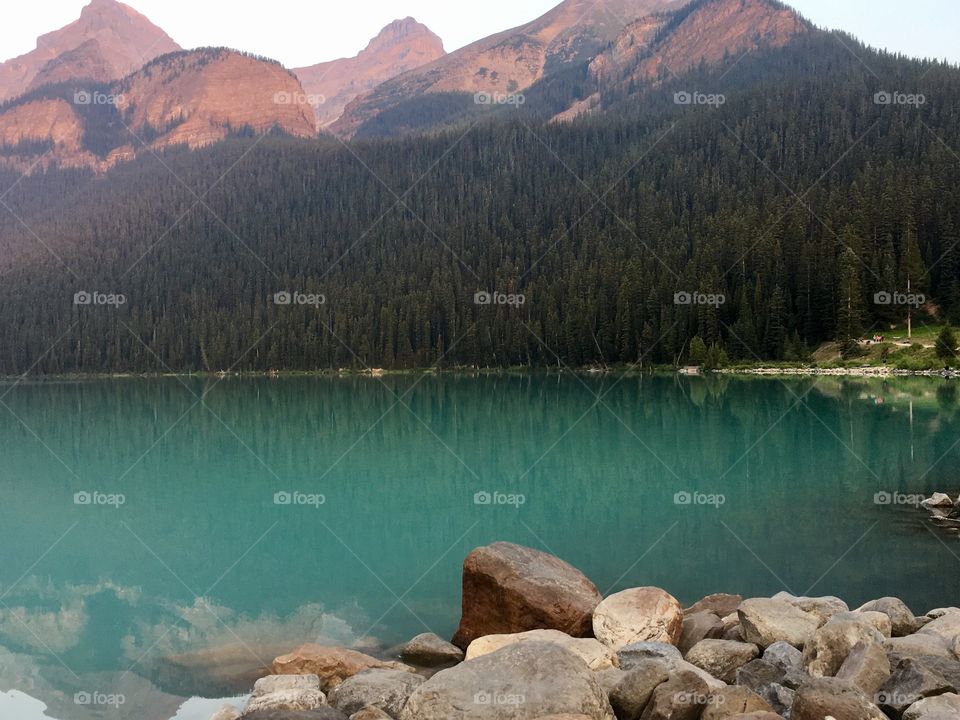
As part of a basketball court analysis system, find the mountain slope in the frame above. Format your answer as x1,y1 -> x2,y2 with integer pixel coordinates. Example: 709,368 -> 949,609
0,0 -> 180,103
330,0 -> 691,137
294,18 -> 445,129
0,48 -> 317,171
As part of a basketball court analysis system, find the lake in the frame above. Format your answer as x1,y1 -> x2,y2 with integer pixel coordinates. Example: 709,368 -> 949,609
0,374 -> 958,719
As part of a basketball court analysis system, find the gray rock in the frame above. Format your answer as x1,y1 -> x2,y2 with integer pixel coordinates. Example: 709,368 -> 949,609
246,674 -> 327,714
773,594 -> 848,626
738,599 -> 820,649
857,598 -> 920,637
618,643 -> 683,670
877,658 -> 956,716
903,692 -> 960,720
885,634 -> 955,663
919,611 -> 960,645
761,642 -> 802,675
608,660 -> 670,719
699,686 -> 773,720
790,677 -> 886,720
328,669 -> 424,718
400,633 -> 464,667
679,611 -> 724,655
594,667 -> 627,695
802,621 -> 883,677
638,670 -> 707,720
398,641 -> 615,719
733,659 -> 795,715
686,640 -> 760,684
836,640 -> 891,696
828,611 -> 893,638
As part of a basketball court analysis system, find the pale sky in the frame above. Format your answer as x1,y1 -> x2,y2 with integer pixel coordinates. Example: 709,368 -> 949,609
0,0 -> 957,69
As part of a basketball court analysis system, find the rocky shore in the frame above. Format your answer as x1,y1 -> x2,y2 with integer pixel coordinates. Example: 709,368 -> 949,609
207,542 -> 960,720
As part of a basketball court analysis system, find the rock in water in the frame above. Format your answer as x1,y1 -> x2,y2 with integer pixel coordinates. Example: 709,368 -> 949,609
452,543 -> 602,649
399,641 -> 615,719
272,646 -> 412,692
399,633 -> 464,667
593,588 -> 683,649
737,598 -> 820,649
328,669 -> 424,718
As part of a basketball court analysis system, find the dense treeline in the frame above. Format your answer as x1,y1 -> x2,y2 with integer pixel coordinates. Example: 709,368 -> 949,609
0,31 -> 959,373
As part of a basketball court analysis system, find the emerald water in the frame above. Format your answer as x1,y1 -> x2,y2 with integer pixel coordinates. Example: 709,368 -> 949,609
1,374 -> 959,719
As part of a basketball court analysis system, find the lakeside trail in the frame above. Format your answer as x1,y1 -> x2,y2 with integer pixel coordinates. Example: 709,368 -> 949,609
204,541 -> 960,720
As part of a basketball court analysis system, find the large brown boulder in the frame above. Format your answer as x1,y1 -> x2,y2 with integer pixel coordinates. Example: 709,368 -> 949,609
791,678 -> 886,720
452,543 -> 602,649
272,646 -> 412,692
593,588 -> 683,650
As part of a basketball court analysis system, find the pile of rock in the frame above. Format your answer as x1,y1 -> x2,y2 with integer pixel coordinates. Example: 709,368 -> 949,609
208,541 -> 960,719
920,493 -> 960,532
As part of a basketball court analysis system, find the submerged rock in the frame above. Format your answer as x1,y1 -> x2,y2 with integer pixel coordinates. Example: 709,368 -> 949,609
452,543 -> 602,649
399,633 -> 464,667
593,588 -> 683,649
399,641 -> 615,719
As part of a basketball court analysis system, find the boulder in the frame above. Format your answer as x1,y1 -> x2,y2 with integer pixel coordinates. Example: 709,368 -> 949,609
700,686 -> 774,720
858,598 -> 921,637
399,641 -> 615,719
919,611 -> 960,644
802,621 -> 883,677
686,640 -> 760,684
903,693 -> 960,720
685,595 -> 744,618
245,674 -> 327,714
835,640 -> 891,696
349,709 -> 393,720
210,707 -> 242,720
885,634 -> 955,663
618,643 -> 683,670
877,658 -> 957,716
828,611 -> 893,638
242,710 -> 348,720
790,677 -> 886,720
608,659 -> 670,719
761,642 -> 802,675
399,633 -> 464,667
737,599 -> 820,649
272,647 -> 411,692
724,714 -> 783,720
452,543 -> 602,649
679,612 -> 725,655
465,629 -> 617,670
734,660 -> 794,715
772,594 -> 848,627
921,493 -> 954,509
593,588 -> 683,650
327,669 -> 423,718
594,667 -> 627,695
637,670 -> 708,720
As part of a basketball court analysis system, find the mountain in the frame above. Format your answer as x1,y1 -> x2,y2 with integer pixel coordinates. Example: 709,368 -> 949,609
330,0 -> 691,137
0,0 -> 180,103
0,48 -> 317,171
294,18 -> 445,129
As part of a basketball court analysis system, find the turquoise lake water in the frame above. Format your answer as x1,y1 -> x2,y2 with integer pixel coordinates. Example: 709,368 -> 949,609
0,374 -> 959,719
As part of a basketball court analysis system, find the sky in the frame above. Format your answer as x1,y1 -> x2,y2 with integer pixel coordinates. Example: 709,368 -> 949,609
0,0 -> 957,69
